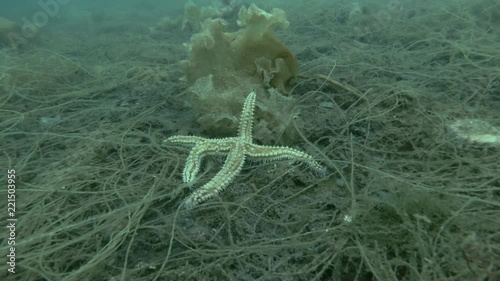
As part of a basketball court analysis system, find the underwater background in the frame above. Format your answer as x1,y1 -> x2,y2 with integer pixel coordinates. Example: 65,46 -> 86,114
1,1 -> 499,280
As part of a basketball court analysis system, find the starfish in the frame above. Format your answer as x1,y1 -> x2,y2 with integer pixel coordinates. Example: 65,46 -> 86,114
164,90 -> 326,208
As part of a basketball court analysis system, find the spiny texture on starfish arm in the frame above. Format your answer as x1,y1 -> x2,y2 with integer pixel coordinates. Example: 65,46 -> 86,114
164,91 -> 326,208
246,144 -> 325,173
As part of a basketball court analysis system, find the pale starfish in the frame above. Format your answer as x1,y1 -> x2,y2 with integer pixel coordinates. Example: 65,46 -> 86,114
164,91 -> 326,208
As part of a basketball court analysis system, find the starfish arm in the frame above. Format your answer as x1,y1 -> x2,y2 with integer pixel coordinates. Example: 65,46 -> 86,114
246,144 -> 326,174
184,143 -> 246,208
164,135 -> 207,145
237,91 -> 256,142
183,139 -> 234,183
